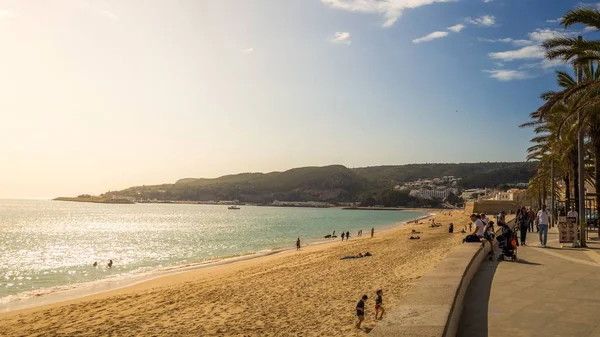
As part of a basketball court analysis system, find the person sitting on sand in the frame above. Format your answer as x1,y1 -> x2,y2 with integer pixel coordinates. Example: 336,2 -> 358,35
356,295 -> 368,329
375,289 -> 385,320
296,238 -> 301,251
409,236 -> 421,240
107,260 -> 113,268
93,261 -> 98,267
341,232 -> 345,241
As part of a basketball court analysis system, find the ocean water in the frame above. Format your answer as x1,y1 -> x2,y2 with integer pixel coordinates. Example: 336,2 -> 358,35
0,199 -> 427,305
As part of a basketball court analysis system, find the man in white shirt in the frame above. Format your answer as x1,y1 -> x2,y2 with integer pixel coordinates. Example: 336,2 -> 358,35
537,205 -> 550,247
567,206 -> 578,225
470,214 -> 485,238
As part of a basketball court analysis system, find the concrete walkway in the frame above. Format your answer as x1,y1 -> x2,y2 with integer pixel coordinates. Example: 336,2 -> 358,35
458,226 -> 600,337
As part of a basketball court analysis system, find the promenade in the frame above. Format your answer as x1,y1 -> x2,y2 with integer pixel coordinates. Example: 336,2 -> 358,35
458,226 -> 600,337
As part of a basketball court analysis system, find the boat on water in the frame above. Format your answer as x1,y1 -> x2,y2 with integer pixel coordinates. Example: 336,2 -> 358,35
228,205 -> 240,210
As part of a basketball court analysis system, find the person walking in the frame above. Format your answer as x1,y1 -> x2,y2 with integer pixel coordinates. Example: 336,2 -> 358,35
375,289 -> 385,320
518,206 -> 529,246
537,205 -> 550,247
527,208 -> 535,232
346,231 -> 350,241
356,295 -> 368,329
296,238 -> 301,251
341,232 -> 345,241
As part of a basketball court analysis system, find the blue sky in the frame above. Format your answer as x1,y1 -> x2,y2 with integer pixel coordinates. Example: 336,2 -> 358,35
0,0 -> 595,197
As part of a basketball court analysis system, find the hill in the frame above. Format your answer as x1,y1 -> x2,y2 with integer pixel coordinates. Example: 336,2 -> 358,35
100,162 -> 536,205
353,162 -> 537,189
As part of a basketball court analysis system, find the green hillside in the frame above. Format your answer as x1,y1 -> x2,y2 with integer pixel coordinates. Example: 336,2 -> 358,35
101,162 -> 536,204
353,162 -> 536,188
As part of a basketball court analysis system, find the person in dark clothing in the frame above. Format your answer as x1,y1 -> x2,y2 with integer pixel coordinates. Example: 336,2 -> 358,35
375,289 -> 385,320
296,238 -> 301,250
346,231 -> 350,241
356,295 -> 368,329
341,232 -> 345,241
518,206 -> 529,245
527,208 -> 535,232
371,227 -> 374,238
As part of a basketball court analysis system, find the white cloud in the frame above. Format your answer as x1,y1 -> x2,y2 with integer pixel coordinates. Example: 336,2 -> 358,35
412,31 -> 449,43
528,28 -> 572,42
487,29 -> 574,62
321,0 -> 457,27
488,45 -> 544,61
546,17 -> 562,23
448,24 -> 465,32
483,0 -> 493,2
98,9 -> 118,20
478,37 -> 534,47
329,32 -> 352,45
466,15 -> 495,26
584,26 -> 597,32
484,69 -> 531,81
242,47 -> 254,53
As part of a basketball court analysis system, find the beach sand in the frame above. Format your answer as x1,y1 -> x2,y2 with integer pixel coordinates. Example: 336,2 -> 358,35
0,210 -> 468,337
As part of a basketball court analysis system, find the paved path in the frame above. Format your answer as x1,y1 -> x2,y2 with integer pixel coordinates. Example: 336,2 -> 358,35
458,226 -> 600,337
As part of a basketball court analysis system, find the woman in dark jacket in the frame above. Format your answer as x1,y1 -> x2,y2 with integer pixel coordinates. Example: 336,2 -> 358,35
518,206 -> 529,245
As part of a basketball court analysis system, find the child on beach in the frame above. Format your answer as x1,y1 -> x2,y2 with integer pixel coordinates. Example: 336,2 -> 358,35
375,289 -> 385,320
356,295 -> 368,329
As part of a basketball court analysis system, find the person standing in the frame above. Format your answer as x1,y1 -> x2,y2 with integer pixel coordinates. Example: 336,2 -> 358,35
341,232 -> 345,241
375,289 -> 385,320
527,208 -> 535,232
296,238 -> 301,251
567,206 -> 578,227
518,206 -> 529,246
356,295 -> 368,329
537,205 -> 550,247
346,231 -> 350,241
371,227 -> 374,238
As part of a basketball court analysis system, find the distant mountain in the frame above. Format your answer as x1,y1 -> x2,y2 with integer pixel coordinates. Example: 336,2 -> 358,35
354,162 -> 537,189
101,162 -> 536,204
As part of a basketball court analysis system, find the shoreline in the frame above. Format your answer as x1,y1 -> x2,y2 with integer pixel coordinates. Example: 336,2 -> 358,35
0,210 -> 466,336
0,211 -> 434,315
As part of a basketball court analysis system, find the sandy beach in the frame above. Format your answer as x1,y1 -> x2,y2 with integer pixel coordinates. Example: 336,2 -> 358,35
0,210 -> 468,337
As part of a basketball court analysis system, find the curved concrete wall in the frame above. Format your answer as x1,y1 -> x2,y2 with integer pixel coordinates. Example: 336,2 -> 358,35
372,219 -> 514,337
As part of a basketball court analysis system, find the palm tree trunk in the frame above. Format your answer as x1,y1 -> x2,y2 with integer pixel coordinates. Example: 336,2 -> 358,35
565,173 -> 571,211
573,148 -> 579,211
543,184 -> 547,206
591,122 -> 600,224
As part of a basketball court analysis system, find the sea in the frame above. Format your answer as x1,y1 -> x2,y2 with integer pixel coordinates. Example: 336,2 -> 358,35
0,199 -> 428,310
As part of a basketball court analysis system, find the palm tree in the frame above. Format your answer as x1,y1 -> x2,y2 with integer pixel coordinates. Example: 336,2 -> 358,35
541,20 -> 600,233
522,69 -> 581,209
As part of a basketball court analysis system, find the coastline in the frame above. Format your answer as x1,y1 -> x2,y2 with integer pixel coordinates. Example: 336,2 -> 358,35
0,211 -> 434,315
0,209 -> 465,336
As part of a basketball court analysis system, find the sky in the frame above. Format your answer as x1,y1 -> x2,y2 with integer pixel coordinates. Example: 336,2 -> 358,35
0,0 -> 596,198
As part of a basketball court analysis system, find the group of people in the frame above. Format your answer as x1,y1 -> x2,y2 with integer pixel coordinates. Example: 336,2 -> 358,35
467,204 -> 558,248
516,204 -> 558,247
92,260 -> 113,268
340,227 -> 375,241
356,289 -> 385,329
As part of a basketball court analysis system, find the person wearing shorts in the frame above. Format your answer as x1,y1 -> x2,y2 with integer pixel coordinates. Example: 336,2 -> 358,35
375,290 -> 385,320
356,295 -> 368,329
